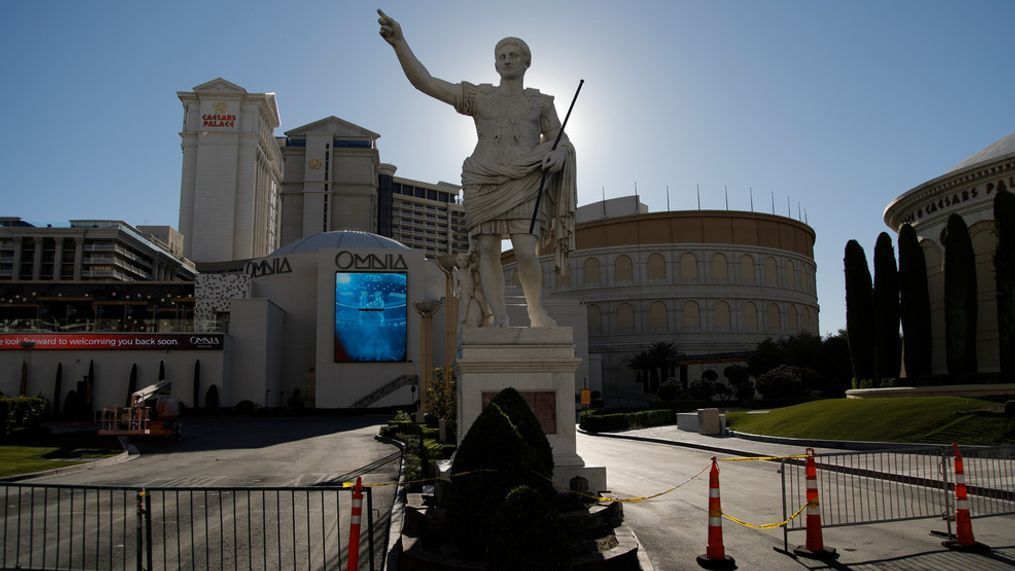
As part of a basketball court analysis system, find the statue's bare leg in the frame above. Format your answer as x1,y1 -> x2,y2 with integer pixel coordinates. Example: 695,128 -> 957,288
476,235 -> 509,327
510,233 -> 557,327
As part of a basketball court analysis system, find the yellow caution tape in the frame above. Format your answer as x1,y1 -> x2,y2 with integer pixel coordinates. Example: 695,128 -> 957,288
561,463 -> 712,504
718,454 -> 810,462
721,501 -> 809,529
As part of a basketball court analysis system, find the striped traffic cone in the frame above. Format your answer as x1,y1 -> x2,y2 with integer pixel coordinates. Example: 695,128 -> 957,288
697,457 -> 735,569
347,476 -> 363,571
793,449 -> 837,560
943,443 -> 989,552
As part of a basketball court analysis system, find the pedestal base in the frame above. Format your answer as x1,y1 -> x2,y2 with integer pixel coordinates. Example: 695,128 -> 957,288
454,326 -> 606,491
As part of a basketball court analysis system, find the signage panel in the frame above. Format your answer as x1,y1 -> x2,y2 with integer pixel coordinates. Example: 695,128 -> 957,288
0,333 -> 224,351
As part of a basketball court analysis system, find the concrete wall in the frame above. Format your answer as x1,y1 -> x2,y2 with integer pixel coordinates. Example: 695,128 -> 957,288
0,349 -> 227,410
228,298 -> 284,406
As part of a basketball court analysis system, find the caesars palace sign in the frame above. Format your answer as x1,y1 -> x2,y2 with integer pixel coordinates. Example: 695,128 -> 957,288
897,173 -> 1014,226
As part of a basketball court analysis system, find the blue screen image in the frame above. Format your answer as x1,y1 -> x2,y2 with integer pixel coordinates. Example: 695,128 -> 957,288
334,272 -> 408,362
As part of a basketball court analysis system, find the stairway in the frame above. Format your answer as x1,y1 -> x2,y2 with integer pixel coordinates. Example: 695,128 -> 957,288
351,374 -> 418,408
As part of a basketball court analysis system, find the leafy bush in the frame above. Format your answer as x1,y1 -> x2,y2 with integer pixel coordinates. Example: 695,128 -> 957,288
488,485 -> 566,570
724,365 -> 755,401
489,388 -> 553,477
287,388 -> 304,409
426,367 -> 456,421
205,385 -> 220,410
0,400 -> 7,438
657,380 -> 682,401
579,409 -> 677,432
688,380 -> 718,400
449,401 -> 551,560
755,365 -> 809,399
1005,401 -> 1014,418
234,400 -> 258,415
1,396 -> 48,435
392,410 -> 413,424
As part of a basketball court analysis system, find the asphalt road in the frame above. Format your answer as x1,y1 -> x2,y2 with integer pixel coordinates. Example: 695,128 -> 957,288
5,416 -> 401,570
576,432 -> 1015,571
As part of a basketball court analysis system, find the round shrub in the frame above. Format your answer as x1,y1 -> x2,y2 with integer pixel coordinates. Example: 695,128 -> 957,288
488,485 -> 565,570
205,385 -> 220,410
755,365 -> 809,399
449,401 -> 551,560
688,380 -> 717,400
489,387 -> 553,477
657,380 -> 682,401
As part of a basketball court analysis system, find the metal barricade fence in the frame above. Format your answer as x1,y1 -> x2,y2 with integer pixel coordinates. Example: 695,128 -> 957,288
1,482 -> 377,571
779,445 -> 1015,551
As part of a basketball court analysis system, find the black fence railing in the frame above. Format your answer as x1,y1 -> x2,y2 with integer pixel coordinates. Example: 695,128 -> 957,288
1,483 -> 376,571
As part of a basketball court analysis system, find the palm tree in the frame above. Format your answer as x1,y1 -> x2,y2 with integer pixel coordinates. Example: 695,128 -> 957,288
647,342 -> 681,393
624,351 -> 654,393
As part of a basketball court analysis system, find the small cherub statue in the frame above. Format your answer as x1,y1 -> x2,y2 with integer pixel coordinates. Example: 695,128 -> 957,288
453,248 -> 493,331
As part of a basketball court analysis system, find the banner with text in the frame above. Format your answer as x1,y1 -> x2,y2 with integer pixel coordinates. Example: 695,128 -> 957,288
0,333 -> 224,351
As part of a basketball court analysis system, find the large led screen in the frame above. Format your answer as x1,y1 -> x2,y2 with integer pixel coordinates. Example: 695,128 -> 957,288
334,272 -> 407,362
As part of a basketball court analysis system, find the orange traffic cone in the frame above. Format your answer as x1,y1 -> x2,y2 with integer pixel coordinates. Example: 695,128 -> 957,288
793,449 -> 837,560
347,476 -> 363,571
697,457 -> 735,569
943,443 -> 989,552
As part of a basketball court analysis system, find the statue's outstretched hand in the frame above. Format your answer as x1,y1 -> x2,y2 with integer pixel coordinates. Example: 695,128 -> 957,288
377,10 -> 403,46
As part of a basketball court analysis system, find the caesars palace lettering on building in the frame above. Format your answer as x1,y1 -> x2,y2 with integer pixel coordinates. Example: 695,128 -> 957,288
899,174 -> 1014,226
335,251 -> 408,271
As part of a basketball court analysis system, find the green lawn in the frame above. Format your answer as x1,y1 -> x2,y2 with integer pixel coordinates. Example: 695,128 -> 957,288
726,397 -> 1013,446
0,431 -> 122,479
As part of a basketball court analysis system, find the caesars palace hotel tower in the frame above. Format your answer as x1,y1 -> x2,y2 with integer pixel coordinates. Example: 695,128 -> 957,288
177,78 -> 282,263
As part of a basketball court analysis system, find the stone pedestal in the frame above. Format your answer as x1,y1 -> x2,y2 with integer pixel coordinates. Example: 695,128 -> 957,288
454,326 -> 607,492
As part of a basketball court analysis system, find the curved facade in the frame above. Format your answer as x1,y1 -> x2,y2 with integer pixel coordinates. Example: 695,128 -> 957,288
505,203 -> 818,399
884,132 -> 1015,374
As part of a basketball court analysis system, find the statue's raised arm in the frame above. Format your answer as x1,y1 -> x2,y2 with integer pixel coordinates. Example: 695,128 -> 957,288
377,10 -> 458,106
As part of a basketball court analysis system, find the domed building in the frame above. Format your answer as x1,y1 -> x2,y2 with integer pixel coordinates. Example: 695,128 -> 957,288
504,196 -> 819,400
195,229 -> 448,408
884,132 -> 1015,374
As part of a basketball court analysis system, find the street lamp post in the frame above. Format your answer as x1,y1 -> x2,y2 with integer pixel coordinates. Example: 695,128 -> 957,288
413,299 -> 441,414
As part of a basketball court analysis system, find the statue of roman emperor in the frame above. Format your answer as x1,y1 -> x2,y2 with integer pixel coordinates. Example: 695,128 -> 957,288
378,9 -> 577,328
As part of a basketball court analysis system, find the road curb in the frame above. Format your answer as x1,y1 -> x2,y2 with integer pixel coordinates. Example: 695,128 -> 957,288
375,434 -> 408,571
0,435 -> 139,483
578,427 -> 775,459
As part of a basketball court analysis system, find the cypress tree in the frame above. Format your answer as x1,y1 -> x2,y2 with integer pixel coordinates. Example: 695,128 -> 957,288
873,232 -> 901,384
941,214 -> 978,378
844,240 -> 875,385
994,188 -> 1015,378
898,224 -> 932,379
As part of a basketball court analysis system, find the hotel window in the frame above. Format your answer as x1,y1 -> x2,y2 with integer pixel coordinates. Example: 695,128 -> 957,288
647,253 -> 666,281
615,255 -> 633,283
616,303 -> 634,332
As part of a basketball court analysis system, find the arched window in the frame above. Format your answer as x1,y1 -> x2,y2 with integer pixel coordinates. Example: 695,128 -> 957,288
682,301 -> 701,329
615,255 -> 633,283
616,303 -> 634,332
739,254 -> 755,284
714,301 -> 731,330
766,302 -> 781,332
680,252 -> 698,281
788,305 -> 799,333
786,259 -> 798,289
587,304 -> 602,334
764,257 -> 778,286
583,257 -> 600,286
712,253 -> 728,282
648,301 -> 668,331
806,307 -> 817,333
743,301 -> 758,331
647,253 -> 666,281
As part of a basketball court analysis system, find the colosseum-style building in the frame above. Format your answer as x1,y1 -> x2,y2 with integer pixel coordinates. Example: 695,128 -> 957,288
505,196 -> 819,401
884,131 -> 1015,375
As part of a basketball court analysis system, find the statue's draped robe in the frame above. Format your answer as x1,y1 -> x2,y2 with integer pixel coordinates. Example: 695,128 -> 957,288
455,82 -> 577,276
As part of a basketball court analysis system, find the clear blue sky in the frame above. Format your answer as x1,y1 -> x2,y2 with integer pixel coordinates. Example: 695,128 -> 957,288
2,0 -> 1013,336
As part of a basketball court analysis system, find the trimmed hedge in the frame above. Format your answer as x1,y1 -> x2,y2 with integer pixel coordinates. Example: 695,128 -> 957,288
579,409 -> 676,432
